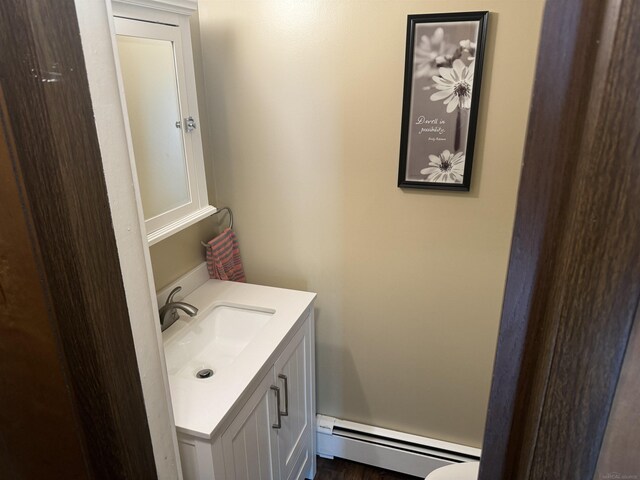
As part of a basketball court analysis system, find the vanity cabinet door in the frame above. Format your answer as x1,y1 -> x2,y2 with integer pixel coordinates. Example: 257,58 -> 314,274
274,319 -> 313,480
221,370 -> 280,480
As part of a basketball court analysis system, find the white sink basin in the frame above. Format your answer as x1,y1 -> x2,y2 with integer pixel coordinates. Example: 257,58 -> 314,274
163,304 -> 275,381
160,279 -> 316,438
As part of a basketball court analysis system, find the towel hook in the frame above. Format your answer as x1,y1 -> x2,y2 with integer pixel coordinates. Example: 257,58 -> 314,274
201,207 -> 233,248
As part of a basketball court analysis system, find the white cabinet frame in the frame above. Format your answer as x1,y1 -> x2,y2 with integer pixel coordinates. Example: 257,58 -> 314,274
111,0 -> 215,245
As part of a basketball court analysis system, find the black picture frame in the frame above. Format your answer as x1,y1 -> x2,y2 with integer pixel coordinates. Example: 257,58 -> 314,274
398,11 -> 489,191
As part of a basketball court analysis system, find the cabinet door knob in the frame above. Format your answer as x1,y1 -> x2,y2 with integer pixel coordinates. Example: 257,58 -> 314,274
185,116 -> 197,132
270,386 -> 282,429
278,374 -> 289,416
175,117 -> 197,132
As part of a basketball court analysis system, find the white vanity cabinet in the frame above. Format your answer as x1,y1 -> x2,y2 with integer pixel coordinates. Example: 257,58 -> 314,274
177,311 -> 316,480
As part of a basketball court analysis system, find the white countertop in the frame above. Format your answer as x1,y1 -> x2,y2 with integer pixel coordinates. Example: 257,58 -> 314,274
162,279 -> 316,439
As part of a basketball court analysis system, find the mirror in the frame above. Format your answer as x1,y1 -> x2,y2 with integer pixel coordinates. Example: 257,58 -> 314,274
113,14 -> 215,245
117,35 -> 190,219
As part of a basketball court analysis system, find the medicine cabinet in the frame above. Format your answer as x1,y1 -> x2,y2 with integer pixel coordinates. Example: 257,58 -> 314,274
112,0 -> 215,245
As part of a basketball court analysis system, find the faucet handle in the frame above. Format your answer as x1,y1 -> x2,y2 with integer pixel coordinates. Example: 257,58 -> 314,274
166,286 -> 182,305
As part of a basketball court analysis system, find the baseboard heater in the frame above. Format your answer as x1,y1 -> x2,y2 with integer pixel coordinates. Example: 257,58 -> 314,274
316,415 -> 481,478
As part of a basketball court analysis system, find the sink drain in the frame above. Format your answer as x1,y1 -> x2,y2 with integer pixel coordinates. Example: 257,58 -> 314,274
196,368 -> 214,379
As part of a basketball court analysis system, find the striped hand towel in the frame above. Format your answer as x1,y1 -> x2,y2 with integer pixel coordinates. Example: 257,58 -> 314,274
205,228 -> 246,282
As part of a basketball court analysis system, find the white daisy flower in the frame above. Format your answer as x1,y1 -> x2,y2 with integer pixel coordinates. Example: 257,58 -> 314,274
430,59 -> 474,113
414,28 -> 446,79
459,40 -> 477,61
420,150 -> 465,183
459,39 -> 477,51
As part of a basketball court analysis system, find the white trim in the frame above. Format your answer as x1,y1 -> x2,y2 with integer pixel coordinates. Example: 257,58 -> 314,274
308,312 -> 317,479
316,415 -> 481,478
319,434 -> 450,478
76,1 -> 183,477
105,0 -> 187,475
112,0 -> 197,16
156,261 -> 209,305
147,205 -> 217,245
328,416 -> 481,458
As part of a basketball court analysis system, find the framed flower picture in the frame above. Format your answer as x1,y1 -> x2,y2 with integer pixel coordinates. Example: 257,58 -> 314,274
398,12 -> 489,191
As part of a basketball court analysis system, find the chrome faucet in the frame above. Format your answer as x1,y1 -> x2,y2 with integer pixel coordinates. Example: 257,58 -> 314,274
159,286 -> 198,332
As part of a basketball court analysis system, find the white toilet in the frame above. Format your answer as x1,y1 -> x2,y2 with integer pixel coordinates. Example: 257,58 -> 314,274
424,461 -> 480,480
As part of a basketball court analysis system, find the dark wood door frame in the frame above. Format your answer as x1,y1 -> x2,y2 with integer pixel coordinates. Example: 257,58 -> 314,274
479,0 -> 640,479
0,1 -> 157,478
1,0 -> 638,479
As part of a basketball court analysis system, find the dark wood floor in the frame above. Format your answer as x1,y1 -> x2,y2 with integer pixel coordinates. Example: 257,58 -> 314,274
315,456 -> 423,479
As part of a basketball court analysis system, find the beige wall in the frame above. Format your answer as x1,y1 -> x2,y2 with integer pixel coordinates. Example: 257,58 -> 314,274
149,221 -> 216,290
192,0 -> 543,447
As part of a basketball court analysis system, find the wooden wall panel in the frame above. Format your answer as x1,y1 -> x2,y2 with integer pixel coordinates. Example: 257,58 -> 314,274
0,87 -> 91,480
0,1 -> 157,478
479,0 -> 640,479
594,309 -> 640,479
